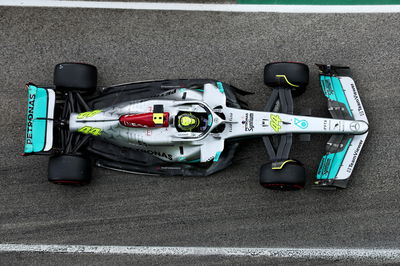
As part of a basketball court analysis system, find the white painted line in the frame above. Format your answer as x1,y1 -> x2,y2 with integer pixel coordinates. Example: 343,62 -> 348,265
1,1 -> 400,13
1,244 -> 400,261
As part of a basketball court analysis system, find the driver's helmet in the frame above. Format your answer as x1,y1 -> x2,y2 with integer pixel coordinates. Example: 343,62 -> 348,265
177,113 -> 200,131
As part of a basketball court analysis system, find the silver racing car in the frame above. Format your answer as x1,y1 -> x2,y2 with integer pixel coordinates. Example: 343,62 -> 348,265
23,62 -> 369,190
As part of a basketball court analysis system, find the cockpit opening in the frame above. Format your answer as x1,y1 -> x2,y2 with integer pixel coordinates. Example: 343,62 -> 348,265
175,112 -> 209,132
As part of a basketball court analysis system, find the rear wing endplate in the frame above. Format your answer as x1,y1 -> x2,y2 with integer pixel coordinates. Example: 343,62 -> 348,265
24,84 -> 55,153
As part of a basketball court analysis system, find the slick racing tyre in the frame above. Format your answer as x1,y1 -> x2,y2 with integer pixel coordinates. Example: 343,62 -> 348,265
264,62 -> 309,96
54,62 -> 97,92
48,155 -> 92,184
259,160 -> 305,190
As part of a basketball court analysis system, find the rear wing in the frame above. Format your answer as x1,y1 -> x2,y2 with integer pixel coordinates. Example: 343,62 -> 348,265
24,84 -> 55,153
313,65 -> 368,189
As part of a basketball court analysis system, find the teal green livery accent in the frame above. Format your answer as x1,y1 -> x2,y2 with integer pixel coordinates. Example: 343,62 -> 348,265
24,85 -> 48,153
216,82 -> 224,93
320,75 -> 353,118
178,157 -> 201,163
208,114 -> 213,126
316,138 -> 352,180
213,151 -> 222,162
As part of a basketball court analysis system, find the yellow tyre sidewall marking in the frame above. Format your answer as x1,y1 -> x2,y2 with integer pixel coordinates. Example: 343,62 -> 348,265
275,75 -> 299,87
272,160 -> 296,170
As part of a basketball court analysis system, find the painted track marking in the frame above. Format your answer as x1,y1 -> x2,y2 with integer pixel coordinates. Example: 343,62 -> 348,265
1,244 -> 400,261
1,1 -> 400,13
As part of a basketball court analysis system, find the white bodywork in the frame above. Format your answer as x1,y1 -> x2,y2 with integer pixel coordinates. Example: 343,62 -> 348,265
69,82 -> 368,163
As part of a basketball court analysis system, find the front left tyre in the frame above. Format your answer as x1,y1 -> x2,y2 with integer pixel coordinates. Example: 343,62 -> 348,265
264,62 -> 309,96
48,155 -> 92,184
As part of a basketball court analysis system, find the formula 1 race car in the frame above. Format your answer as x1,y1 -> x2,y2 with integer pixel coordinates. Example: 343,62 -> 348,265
23,62 -> 369,190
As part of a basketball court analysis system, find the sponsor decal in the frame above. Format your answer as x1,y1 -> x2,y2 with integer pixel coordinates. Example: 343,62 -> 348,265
347,139 -> 364,173
350,122 -> 360,132
26,92 -> 35,145
228,113 -> 233,132
270,114 -> 282,133
160,166 -> 181,170
133,148 -> 173,160
262,119 -> 268,127
146,129 -> 152,136
333,122 -> 340,130
157,89 -> 177,97
323,79 -> 334,96
206,156 -> 214,162
137,140 -> 148,147
77,110 -> 102,119
78,126 -> 102,136
323,120 -> 328,131
350,83 -> 365,117
294,118 -> 309,129
244,113 -> 254,132
318,156 -> 332,177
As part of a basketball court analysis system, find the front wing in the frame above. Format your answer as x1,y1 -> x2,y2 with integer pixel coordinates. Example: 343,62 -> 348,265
313,65 -> 368,189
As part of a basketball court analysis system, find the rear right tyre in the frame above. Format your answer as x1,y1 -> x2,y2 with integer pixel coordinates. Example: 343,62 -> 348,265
54,62 -> 97,92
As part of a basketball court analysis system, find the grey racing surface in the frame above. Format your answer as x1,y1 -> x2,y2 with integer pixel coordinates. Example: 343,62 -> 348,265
0,6 -> 399,265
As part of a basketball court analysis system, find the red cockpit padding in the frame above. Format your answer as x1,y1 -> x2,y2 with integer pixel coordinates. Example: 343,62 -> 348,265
119,112 -> 169,128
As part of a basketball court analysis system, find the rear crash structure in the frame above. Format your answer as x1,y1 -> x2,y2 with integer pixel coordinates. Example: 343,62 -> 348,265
23,62 -> 368,190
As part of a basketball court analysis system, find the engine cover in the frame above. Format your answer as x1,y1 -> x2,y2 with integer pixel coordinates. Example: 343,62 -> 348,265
119,112 -> 169,128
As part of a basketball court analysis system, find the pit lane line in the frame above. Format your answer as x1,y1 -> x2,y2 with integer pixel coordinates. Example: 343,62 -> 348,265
1,244 -> 400,261
1,0 -> 400,13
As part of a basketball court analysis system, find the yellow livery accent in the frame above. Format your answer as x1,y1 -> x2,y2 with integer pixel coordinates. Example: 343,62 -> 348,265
77,110 -> 102,119
275,75 -> 299,87
78,126 -> 102,136
272,160 -> 296,170
153,113 -> 164,125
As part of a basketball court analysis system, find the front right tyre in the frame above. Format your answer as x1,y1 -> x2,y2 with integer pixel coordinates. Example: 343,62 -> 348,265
259,160 -> 306,190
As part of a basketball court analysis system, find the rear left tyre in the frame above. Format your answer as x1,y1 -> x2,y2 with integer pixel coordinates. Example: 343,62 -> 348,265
48,155 -> 92,184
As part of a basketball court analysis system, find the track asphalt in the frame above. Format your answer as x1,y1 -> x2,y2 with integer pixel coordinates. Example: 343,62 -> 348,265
0,5 -> 399,265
